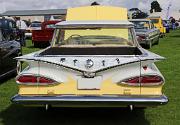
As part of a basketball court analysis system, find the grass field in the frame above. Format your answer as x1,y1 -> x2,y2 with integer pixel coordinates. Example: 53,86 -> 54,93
0,30 -> 180,125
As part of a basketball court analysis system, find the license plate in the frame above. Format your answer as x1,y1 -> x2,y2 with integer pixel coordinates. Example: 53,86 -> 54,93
77,76 -> 102,90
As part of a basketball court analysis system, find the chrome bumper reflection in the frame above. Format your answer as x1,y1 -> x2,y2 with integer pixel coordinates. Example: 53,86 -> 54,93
11,94 -> 168,107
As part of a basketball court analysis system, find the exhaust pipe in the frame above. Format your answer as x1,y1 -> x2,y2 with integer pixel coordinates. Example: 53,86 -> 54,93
129,105 -> 133,111
45,104 -> 49,110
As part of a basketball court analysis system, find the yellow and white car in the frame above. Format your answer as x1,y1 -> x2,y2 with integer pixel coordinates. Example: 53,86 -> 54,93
12,6 -> 168,109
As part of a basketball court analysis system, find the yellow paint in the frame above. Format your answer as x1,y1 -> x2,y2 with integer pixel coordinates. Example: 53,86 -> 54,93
141,85 -> 163,95
64,6 -> 129,41
18,6 -> 163,97
64,29 -> 128,40
148,17 -> 166,34
66,6 -> 127,21
19,76 -> 162,96
18,85 -> 38,95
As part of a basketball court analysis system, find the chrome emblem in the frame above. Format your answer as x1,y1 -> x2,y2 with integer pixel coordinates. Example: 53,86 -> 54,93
83,72 -> 96,78
85,59 -> 94,69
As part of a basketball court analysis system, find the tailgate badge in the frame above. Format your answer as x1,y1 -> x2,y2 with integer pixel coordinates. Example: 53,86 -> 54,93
85,59 -> 94,69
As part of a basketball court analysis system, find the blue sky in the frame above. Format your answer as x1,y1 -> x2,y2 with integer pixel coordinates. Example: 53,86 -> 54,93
0,0 -> 178,14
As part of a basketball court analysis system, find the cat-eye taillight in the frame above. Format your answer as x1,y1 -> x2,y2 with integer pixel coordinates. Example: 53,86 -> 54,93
16,75 -> 57,85
120,75 -> 164,86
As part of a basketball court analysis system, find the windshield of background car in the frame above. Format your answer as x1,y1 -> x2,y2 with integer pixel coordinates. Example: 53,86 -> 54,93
53,27 -> 135,46
132,21 -> 150,30
31,22 -> 41,27
150,19 -> 159,24
45,24 -> 56,29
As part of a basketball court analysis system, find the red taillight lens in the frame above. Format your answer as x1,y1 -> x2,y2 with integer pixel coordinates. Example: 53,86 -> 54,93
17,75 -> 56,85
39,77 -> 55,84
124,77 -> 140,84
121,75 -> 164,86
138,35 -> 146,40
17,75 -> 37,83
141,75 -> 163,84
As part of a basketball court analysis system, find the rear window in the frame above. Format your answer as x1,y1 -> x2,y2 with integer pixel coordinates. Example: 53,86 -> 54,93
31,23 -> 41,27
53,27 -> 135,47
131,21 -> 150,29
45,24 -> 56,29
150,19 -> 159,23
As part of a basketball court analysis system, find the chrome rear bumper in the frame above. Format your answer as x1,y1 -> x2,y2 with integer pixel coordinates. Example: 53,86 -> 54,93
11,94 -> 168,107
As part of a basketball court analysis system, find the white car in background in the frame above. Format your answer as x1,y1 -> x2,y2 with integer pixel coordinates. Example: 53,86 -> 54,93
25,21 -> 41,39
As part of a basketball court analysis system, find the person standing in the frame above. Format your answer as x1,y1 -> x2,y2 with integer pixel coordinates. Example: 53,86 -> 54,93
171,18 -> 176,30
16,17 -> 27,46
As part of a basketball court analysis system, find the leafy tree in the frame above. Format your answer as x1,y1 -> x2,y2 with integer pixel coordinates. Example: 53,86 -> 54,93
91,2 -> 100,6
129,8 -> 148,19
150,1 -> 162,13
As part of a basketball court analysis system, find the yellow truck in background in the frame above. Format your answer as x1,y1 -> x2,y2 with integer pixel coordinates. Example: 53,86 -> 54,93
148,16 -> 166,37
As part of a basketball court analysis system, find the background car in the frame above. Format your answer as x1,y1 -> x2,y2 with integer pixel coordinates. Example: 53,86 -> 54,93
163,20 -> 170,33
0,28 -> 21,80
148,16 -> 166,37
130,19 -> 160,49
0,17 -> 18,40
25,21 -> 41,39
32,20 -> 60,47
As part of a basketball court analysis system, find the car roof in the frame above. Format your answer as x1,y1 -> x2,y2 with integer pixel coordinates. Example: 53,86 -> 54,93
129,19 -> 150,22
56,20 -> 133,29
148,16 -> 161,19
43,20 -> 61,24
31,21 -> 41,23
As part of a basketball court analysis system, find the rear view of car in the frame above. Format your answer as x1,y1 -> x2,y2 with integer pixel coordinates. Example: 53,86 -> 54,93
148,16 -> 166,37
130,19 -> 160,49
12,6 -> 168,109
32,20 -> 60,47
25,21 -> 41,39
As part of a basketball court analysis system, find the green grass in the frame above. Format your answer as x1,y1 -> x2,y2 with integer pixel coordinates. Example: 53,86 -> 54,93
0,31 -> 180,125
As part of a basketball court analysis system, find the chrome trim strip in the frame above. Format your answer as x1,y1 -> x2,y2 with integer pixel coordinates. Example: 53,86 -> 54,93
11,94 -> 168,106
0,68 -> 16,79
15,58 -> 163,74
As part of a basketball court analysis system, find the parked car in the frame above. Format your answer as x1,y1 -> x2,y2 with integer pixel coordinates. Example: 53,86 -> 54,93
32,20 -> 60,47
163,20 -> 170,33
12,6 -> 168,109
0,18 -> 17,40
25,21 -> 41,39
0,29 -> 21,80
130,19 -> 160,49
148,16 -> 166,37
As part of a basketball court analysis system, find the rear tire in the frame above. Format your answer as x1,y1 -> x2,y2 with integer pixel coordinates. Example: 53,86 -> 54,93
155,37 -> 159,45
146,41 -> 152,49
34,42 -> 39,48
166,29 -> 170,33
160,34 -> 163,38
